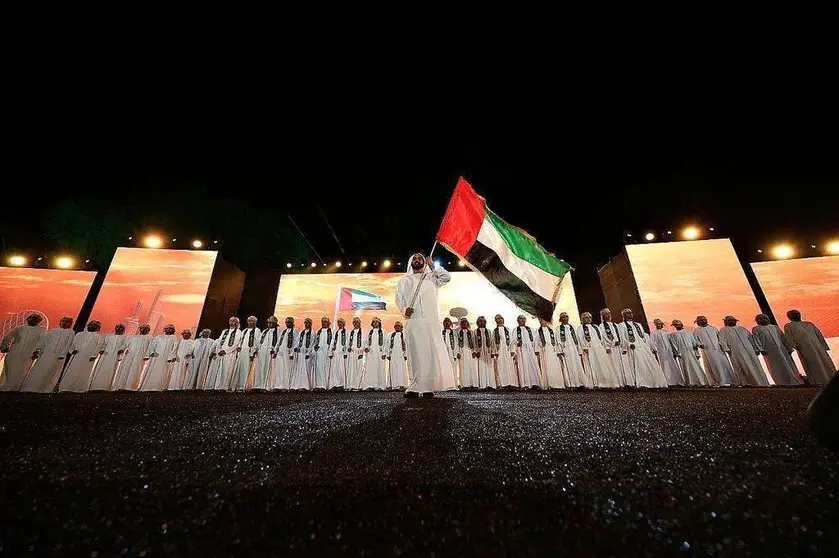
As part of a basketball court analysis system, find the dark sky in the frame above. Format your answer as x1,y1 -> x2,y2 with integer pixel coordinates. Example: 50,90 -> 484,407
4,67 -> 838,317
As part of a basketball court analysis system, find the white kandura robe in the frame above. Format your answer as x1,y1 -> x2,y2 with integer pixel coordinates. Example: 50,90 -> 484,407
493,326 -> 519,388
669,329 -> 708,386
231,327 -> 260,391
597,322 -> 629,386
514,325 -> 542,388
139,334 -> 179,391
112,334 -> 152,390
620,321 -> 668,388
692,325 -> 736,386
578,324 -> 621,388
1,325 -> 44,391
273,328 -> 298,390
360,328 -> 388,390
167,338 -> 195,390
388,331 -> 409,389
206,328 -> 244,390
457,329 -> 479,388
252,328 -> 280,390
752,325 -> 800,386
395,264 -> 457,393
329,329 -> 348,389
187,337 -> 215,389
88,334 -> 128,390
59,331 -> 106,392
311,328 -> 333,390
345,329 -> 365,390
537,326 -> 565,389
720,325 -> 769,386
784,321 -> 836,385
442,328 -> 459,385
474,328 -> 496,389
649,329 -> 684,386
290,329 -> 315,390
21,327 -> 75,393
558,324 -> 589,388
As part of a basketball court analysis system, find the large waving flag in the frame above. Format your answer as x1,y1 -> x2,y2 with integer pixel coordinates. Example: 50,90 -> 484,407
338,287 -> 387,311
436,177 -> 570,321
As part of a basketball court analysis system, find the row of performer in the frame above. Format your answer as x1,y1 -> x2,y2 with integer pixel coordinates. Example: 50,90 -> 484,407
1,308 -> 835,393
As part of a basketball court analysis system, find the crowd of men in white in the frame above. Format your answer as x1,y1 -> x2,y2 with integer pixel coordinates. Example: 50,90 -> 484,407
1,305 -> 835,393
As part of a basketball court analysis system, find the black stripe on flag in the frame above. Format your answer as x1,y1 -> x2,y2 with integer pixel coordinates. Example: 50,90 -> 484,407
464,240 -> 555,321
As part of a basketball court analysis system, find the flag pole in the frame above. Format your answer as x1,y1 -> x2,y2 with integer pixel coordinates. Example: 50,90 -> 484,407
407,241 -> 437,316
332,285 -> 341,327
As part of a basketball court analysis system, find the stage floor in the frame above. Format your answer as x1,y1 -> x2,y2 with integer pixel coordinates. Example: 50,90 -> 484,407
1,389 -> 836,555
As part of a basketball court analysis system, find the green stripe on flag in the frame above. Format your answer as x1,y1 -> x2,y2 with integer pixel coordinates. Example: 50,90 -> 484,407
484,209 -> 570,278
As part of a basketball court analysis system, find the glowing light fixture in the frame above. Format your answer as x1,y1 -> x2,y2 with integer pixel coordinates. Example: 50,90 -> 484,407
191,239 -> 203,249
171,238 -> 177,242
143,235 -> 163,248
310,262 -> 317,268
286,263 -> 292,268
8,255 -> 27,266
644,232 -> 655,241
772,244 -> 794,259
335,261 -> 342,267
55,256 -> 75,269
361,261 -> 368,268
382,259 -> 392,269
682,227 -> 700,240
826,241 -> 839,255
458,259 -> 466,267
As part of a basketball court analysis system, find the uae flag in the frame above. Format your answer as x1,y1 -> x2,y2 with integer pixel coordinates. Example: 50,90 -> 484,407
337,287 -> 387,311
436,177 -> 570,321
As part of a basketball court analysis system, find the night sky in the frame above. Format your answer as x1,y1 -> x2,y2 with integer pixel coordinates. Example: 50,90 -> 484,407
4,75 -> 838,318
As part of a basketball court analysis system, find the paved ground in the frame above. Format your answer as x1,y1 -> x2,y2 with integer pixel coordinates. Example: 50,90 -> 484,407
0,388 -> 836,556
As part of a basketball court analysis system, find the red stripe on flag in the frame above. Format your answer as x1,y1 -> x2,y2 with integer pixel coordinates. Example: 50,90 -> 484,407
435,177 -> 486,256
338,286 -> 354,311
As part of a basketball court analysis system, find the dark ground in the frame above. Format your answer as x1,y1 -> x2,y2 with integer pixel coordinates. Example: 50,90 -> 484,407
0,389 -> 836,556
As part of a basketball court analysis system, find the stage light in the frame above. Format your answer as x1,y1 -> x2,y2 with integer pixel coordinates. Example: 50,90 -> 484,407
55,256 -> 74,269
626,233 -> 632,237
310,262 -> 317,268
772,244 -> 794,259
644,232 -> 655,241
682,227 -> 700,240
37,257 -> 43,261
191,240 -> 203,249
666,231 -> 672,235
171,238 -> 177,242
361,261 -> 368,268
8,255 -> 27,266
709,227 -> 715,231
286,263 -> 292,268
323,263 -> 327,267
334,261 -> 342,268
382,259 -> 392,269
213,240 -> 219,244
85,259 -> 90,263
143,235 -> 163,248
810,244 -> 817,249
128,236 -> 133,240
757,249 -> 763,254
827,241 -> 839,254
458,259 -> 466,267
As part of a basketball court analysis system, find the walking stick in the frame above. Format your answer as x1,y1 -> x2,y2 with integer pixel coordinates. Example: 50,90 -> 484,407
406,242 -> 438,318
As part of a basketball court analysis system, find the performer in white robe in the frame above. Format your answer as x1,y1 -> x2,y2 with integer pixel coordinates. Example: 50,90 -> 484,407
558,314 -> 589,388
474,316 -> 496,389
620,309 -> 668,388
231,316 -> 260,391
360,317 -> 388,390
598,308 -> 630,386
1,314 -> 44,391
252,317 -> 279,391
388,321 -> 409,389
752,314 -> 800,386
290,318 -> 314,390
579,312 -> 621,388
457,318 -> 479,389
720,316 -> 769,386
442,318 -> 459,386
112,324 -> 152,390
669,320 -> 708,386
328,318 -> 348,390
345,318 -> 365,390
784,310 -> 836,385
514,315 -> 542,389
205,317 -> 243,390
311,317 -> 333,390
59,321 -> 106,392
692,316 -> 736,386
493,315 -> 519,389
167,329 -> 194,390
273,317 -> 298,390
537,318 -> 565,389
649,319 -> 684,386
21,316 -> 75,393
88,323 -> 128,391
139,324 -> 179,391
188,329 -> 215,389
395,254 -> 456,397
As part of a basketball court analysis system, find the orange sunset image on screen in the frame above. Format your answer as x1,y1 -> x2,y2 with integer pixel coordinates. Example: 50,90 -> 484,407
275,271 -> 580,331
626,239 -> 761,330
90,248 -> 218,335
0,267 -> 96,339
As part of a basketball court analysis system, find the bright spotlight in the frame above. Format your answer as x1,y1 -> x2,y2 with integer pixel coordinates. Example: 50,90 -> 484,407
361,261 -> 368,268
709,227 -> 715,232
458,259 -> 466,268
682,227 -> 700,240
433,260 -> 440,267
310,262 -> 317,268
171,238 -> 177,242
772,244 -> 794,259
286,263 -> 293,268
826,241 -> 839,255
191,240 -> 203,249
335,261 -> 342,268
382,259 -> 391,269
644,232 -> 655,241
143,235 -> 163,248
8,255 -> 27,266
55,256 -> 75,269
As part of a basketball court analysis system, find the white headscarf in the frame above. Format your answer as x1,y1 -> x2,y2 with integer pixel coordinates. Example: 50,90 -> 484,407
405,252 -> 430,275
